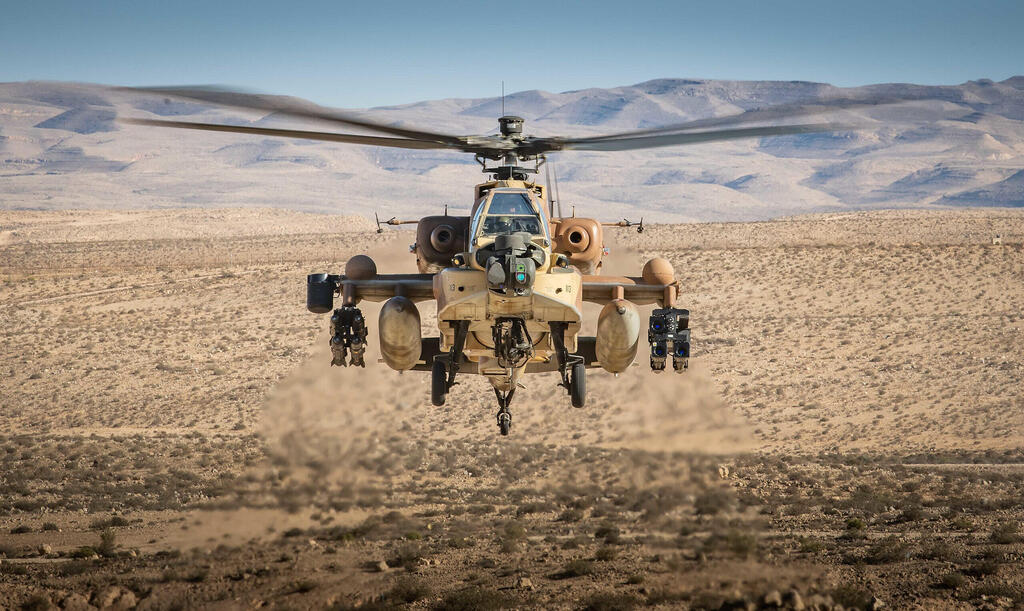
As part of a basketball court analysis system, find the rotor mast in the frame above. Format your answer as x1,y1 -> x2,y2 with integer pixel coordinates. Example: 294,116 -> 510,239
480,115 -> 539,181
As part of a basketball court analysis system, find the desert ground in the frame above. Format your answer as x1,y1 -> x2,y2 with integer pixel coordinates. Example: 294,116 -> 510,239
1,207 -> 1024,610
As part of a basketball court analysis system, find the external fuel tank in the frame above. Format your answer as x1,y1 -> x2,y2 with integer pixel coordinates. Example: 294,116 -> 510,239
378,296 -> 421,371
595,299 -> 641,373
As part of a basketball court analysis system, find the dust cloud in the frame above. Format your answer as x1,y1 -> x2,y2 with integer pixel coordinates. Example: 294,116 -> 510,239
260,234 -> 752,495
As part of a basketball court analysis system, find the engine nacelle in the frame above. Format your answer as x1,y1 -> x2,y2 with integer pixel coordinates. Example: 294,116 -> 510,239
551,217 -> 604,274
378,296 -> 421,371
595,298 -> 640,373
415,216 -> 469,272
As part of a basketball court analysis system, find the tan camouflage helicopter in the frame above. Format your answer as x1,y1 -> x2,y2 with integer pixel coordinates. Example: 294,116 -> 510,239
123,87 -> 852,435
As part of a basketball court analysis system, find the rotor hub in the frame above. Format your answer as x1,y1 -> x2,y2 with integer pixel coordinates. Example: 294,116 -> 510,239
498,115 -> 524,137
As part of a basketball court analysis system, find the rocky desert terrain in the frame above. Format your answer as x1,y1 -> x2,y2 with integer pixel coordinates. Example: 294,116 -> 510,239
1,207 -> 1023,610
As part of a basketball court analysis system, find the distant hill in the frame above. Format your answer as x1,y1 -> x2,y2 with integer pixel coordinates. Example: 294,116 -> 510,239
1,78 -> 1022,221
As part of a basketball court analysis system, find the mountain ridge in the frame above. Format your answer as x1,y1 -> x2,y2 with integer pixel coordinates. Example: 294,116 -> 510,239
1,77 -> 1022,221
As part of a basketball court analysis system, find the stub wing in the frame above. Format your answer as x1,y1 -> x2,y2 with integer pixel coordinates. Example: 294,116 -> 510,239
581,276 -> 679,307
329,273 -> 436,304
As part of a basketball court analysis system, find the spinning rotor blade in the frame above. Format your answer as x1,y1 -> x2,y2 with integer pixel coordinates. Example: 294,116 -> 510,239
122,86 -> 468,146
554,122 -> 850,152
121,118 -> 449,150
554,92 -> 925,145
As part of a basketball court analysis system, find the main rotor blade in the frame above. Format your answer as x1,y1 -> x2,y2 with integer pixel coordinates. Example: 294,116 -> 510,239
121,118 -> 451,150
559,93 -> 925,145
122,86 -> 468,146
556,122 -> 851,152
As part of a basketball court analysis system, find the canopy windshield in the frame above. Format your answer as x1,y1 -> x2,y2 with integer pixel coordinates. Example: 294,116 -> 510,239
476,191 -> 546,238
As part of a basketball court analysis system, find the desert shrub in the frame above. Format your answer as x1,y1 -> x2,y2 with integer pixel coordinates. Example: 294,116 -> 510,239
595,546 -> 618,561
69,546 -> 97,559
41,522 -> 59,532
98,529 -> 118,557
431,587 -> 514,611
798,537 -> 825,553
865,535 -> 911,564
831,585 -> 872,609
964,559 -> 1000,578
558,508 -> 584,522
90,516 -> 129,530
919,539 -> 958,562
703,528 -> 758,558
515,502 -> 553,517
387,543 -> 423,569
183,567 -> 209,583
556,559 -> 595,578
387,576 -> 432,603
990,521 -> 1021,544
845,517 -> 866,531
950,515 -> 976,531
644,588 -> 690,606
1,564 -> 29,576
9,525 -> 31,534
694,488 -> 733,516
939,572 -> 966,589
20,594 -> 52,611
964,582 -> 1024,604
448,535 -> 474,549
894,504 -> 925,523
625,573 -> 645,585
288,579 -> 318,594
579,592 -> 641,611
594,524 -> 621,544
496,521 -> 526,553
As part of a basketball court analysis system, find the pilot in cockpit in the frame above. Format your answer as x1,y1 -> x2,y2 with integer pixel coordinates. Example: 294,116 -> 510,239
481,192 -> 543,236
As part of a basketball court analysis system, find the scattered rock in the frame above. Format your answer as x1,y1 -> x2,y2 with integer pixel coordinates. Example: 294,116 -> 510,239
90,586 -> 136,610
517,577 -> 534,591
375,560 -> 390,573
59,593 -> 94,611
763,590 -> 783,607
40,544 -> 54,555
786,590 -> 805,610
869,596 -> 886,610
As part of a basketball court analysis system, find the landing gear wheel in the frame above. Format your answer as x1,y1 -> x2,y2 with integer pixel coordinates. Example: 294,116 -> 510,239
498,411 -> 511,436
431,359 -> 447,406
569,361 -> 586,408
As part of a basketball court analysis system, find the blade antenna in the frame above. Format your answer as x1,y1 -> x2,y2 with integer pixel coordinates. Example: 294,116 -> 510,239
545,158 -> 555,218
552,164 -> 563,218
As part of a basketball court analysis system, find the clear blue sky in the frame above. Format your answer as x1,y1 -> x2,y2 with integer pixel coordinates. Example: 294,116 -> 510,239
2,0 -> 1021,108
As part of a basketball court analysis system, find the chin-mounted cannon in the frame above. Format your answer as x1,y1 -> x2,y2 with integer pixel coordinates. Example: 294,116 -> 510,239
483,232 -> 545,297
649,307 -> 690,373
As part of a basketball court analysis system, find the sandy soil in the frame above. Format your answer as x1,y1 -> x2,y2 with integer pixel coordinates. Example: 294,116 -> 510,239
1,207 -> 1023,610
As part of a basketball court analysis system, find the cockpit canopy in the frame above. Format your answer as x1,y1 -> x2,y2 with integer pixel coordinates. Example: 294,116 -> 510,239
473,189 -> 547,242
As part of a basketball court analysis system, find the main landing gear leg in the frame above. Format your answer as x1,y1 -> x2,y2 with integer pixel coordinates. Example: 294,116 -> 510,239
550,322 -> 586,408
432,320 -> 469,407
494,387 -> 516,436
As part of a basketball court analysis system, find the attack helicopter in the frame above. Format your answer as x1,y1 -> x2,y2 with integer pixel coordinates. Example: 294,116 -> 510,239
122,86 -> 855,435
